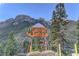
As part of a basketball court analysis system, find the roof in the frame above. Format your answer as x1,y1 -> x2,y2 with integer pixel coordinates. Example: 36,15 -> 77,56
32,23 -> 45,28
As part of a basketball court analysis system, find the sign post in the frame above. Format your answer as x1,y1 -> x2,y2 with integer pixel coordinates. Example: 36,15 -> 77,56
74,44 -> 78,56
29,38 -> 32,52
59,44 -> 61,56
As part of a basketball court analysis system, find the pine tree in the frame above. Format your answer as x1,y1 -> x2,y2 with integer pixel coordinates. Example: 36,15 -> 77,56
32,38 -> 38,51
76,20 -> 79,53
0,42 -> 4,55
4,32 -> 18,56
50,3 -> 69,55
23,39 -> 29,53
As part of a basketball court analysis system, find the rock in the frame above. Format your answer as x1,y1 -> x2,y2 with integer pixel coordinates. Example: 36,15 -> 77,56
26,51 -> 41,56
26,50 -> 57,56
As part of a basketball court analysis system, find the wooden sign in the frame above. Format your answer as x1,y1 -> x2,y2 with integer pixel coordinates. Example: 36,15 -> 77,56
26,27 -> 48,38
26,23 -> 48,52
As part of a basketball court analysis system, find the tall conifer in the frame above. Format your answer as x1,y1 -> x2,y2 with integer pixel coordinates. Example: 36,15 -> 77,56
50,3 -> 68,55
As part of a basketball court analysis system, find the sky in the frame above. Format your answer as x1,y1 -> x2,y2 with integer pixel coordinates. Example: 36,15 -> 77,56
0,3 -> 79,21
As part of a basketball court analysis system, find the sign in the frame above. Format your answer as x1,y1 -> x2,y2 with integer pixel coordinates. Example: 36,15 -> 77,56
26,27 -> 48,38
26,23 -> 48,51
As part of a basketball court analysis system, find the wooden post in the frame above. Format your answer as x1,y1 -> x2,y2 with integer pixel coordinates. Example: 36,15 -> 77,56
74,44 -> 78,56
29,38 -> 32,52
44,37 -> 47,50
58,44 -> 61,56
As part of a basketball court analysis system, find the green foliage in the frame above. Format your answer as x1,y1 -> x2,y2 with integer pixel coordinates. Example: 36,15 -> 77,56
38,38 -> 45,51
32,38 -> 45,51
23,39 -> 29,53
76,20 -> 79,53
77,20 -> 79,29
50,3 -> 68,55
32,38 -> 38,51
4,32 -> 18,56
0,42 -> 4,55
50,20 -> 60,51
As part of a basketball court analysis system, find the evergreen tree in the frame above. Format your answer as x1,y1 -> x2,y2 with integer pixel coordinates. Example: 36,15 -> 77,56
0,42 -> 4,55
4,32 -> 18,56
23,39 -> 29,53
76,20 -> 79,53
32,38 -> 38,51
50,3 -> 69,55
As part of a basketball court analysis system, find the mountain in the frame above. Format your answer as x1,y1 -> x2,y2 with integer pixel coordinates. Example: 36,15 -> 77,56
0,15 -> 49,39
65,20 -> 77,44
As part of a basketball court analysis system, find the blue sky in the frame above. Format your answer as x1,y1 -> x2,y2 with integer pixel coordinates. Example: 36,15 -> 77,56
0,3 -> 79,21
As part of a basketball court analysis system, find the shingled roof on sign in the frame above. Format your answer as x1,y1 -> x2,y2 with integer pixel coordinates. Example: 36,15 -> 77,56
32,23 -> 45,28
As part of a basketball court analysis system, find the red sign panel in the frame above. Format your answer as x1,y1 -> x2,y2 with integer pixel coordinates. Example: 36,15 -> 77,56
26,27 -> 48,38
